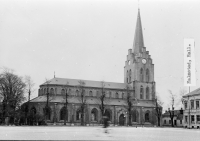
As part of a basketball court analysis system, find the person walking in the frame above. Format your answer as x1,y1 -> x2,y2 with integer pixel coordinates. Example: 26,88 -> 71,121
103,116 -> 109,133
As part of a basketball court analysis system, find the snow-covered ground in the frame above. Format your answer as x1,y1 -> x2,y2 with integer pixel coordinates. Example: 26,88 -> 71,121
0,126 -> 199,140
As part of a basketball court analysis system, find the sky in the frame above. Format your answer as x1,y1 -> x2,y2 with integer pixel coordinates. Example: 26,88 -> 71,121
0,0 -> 200,111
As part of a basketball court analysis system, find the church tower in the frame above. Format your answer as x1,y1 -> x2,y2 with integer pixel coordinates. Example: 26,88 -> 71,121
124,9 -> 155,100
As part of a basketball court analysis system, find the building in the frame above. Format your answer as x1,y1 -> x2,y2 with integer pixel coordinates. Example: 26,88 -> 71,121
26,9 -> 159,126
162,109 -> 183,127
182,88 -> 200,129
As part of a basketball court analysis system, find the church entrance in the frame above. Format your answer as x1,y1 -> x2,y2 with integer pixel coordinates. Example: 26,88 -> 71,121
119,114 -> 125,126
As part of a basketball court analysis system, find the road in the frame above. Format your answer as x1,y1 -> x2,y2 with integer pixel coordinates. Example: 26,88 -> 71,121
0,126 -> 200,140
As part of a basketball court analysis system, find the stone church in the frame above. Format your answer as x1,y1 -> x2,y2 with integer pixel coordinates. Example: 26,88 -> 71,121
28,9 -> 158,126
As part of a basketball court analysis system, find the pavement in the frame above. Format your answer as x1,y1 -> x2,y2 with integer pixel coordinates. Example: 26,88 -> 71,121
0,126 -> 200,140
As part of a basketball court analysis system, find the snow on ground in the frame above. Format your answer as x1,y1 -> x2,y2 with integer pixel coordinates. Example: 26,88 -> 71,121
0,126 -> 200,140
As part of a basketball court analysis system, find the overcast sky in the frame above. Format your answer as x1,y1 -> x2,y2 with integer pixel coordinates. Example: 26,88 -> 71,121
0,0 -> 200,111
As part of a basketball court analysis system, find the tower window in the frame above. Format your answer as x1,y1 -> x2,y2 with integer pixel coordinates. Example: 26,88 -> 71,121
129,69 -> 131,83
116,92 -> 119,99
89,91 -> 93,97
127,70 -> 128,83
128,60 -> 130,65
146,69 -> 149,82
146,87 -> 149,100
109,91 -> 112,98
133,87 -> 135,98
140,86 -> 143,99
140,68 -> 143,82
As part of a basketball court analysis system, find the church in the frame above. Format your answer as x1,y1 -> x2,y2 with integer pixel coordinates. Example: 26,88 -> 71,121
27,9 -> 158,126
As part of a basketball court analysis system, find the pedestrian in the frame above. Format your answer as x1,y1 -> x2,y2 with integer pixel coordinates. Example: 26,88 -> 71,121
103,116 -> 109,133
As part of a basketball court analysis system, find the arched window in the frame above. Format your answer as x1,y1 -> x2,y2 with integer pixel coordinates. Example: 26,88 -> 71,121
44,88 -> 46,95
104,109 -> 112,121
146,87 -> 149,100
140,68 -> 143,82
109,91 -> 112,98
68,89 -> 71,95
89,91 -> 93,97
76,109 -> 81,121
96,90 -> 99,96
129,69 -> 131,83
132,110 -> 139,122
146,69 -> 149,82
44,107 -> 51,120
61,89 -> 65,95
127,70 -> 128,83
30,107 -> 37,115
140,86 -> 143,99
116,92 -> 119,99
122,93 -> 124,99
133,87 -> 135,98
55,88 -> 57,94
82,90 -> 85,96
40,88 -> 43,95
145,111 -> 150,122
91,108 -> 98,121
50,88 -> 54,95
76,90 -> 79,96
60,107 -> 68,121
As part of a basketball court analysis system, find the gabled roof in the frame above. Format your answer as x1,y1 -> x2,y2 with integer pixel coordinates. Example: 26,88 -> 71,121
133,9 -> 144,54
40,77 -> 127,90
183,87 -> 200,97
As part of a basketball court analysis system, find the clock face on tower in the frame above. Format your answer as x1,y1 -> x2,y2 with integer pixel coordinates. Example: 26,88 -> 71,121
142,59 -> 146,64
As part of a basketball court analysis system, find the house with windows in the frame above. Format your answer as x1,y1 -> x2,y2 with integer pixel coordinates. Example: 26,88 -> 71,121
182,88 -> 200,129
162,109 -> 183,127
24,9 -> 160,126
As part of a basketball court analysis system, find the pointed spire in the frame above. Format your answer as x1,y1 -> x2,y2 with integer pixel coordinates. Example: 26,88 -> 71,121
133,8 -> 144,54
54,71 -> 55,78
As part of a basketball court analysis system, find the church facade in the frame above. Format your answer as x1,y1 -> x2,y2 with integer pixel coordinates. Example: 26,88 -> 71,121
28,9 -> 158,126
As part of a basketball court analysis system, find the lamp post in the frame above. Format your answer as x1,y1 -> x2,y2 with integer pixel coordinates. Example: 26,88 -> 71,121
125,111 -> 128,126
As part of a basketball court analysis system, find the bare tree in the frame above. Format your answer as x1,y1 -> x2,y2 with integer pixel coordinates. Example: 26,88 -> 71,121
154,93 -> 163,127
0,68 -> 26,125
77,80 -> 86,126
61,82 -> 69,125
125,84 -> 133,126
44,79 -> 51,124
24,76 -> 35,125
99,81 -> 106,124
168,90 -> 176,127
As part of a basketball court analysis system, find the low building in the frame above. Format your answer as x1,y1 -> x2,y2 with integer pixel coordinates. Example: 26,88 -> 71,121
162,109 -> 183,127
182,88 -> 200,129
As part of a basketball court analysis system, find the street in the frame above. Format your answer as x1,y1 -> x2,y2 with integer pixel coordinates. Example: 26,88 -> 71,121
0,126 -> 200,140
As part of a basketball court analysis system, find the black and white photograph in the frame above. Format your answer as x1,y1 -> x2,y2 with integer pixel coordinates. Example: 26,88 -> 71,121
0,0 -> 200,140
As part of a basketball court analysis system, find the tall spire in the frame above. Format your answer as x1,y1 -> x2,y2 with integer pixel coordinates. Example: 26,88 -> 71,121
133,8 -> 144,54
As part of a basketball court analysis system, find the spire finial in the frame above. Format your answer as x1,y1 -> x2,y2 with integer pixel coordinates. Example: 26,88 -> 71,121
138,0 -> 140,10
54,71 -> 55,78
